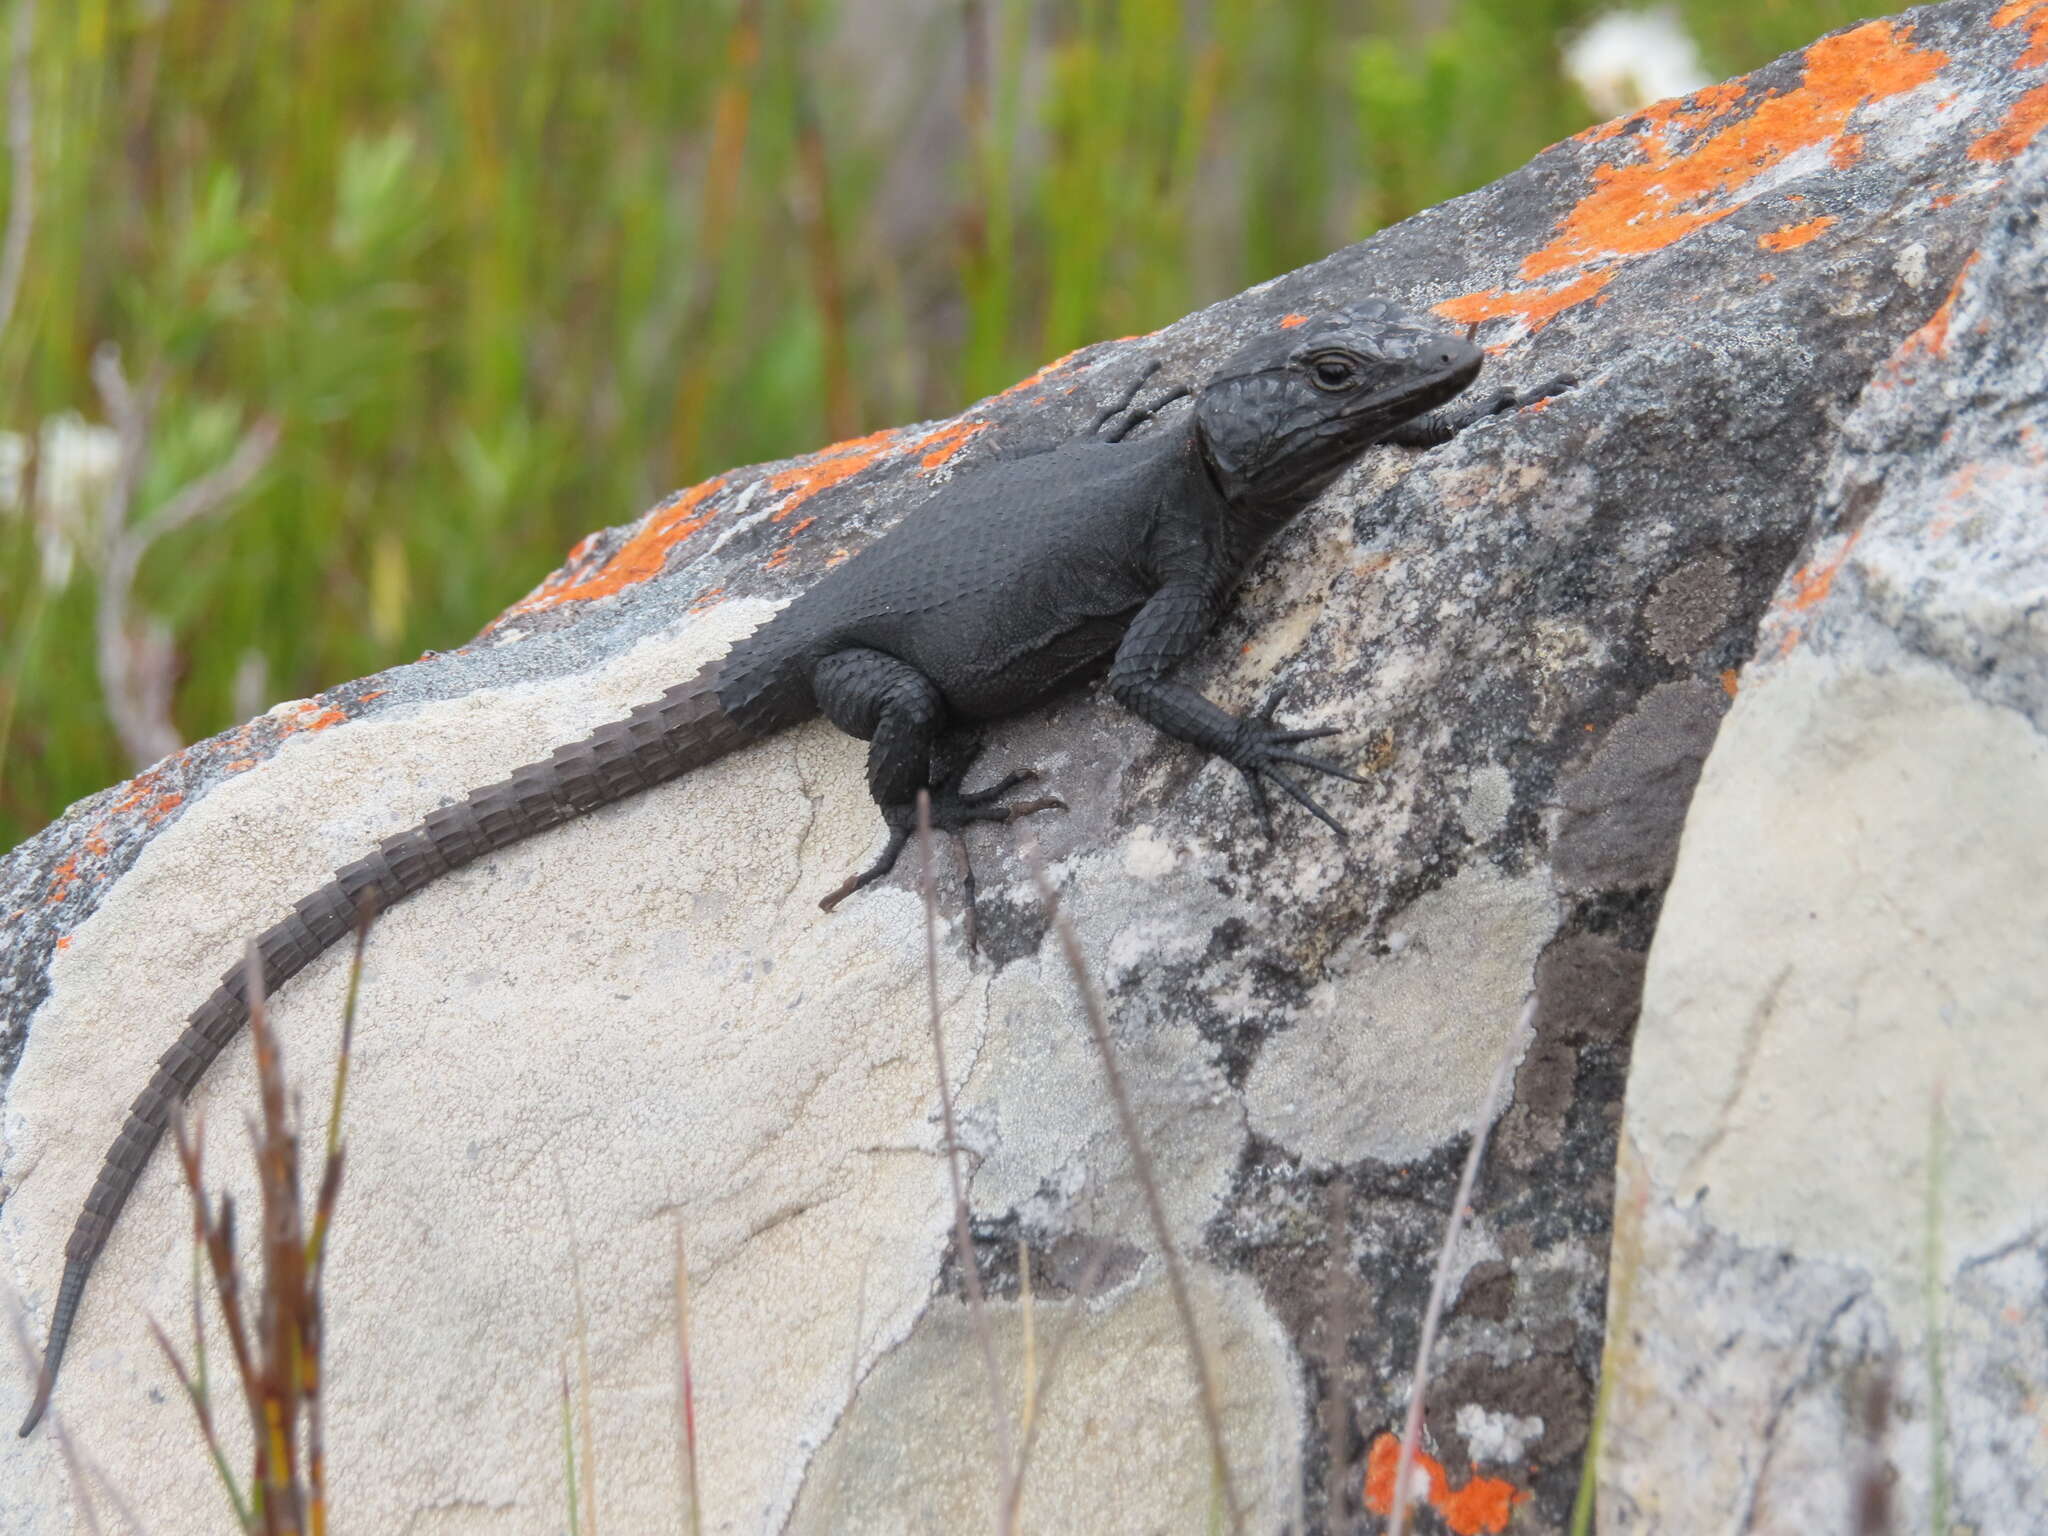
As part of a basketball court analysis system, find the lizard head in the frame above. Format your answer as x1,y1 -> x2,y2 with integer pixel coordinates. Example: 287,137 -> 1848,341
1194,302 -> 1482,509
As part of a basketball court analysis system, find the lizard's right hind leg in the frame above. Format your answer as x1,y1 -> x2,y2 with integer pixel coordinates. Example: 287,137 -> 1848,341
811,648 -> 1060,912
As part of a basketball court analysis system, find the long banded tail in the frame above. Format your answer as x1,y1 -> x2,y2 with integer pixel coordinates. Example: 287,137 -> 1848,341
19,661 -> 751,1434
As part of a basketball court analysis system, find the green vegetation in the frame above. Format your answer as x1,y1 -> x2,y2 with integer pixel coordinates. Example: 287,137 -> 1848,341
0,0 -> 1872,845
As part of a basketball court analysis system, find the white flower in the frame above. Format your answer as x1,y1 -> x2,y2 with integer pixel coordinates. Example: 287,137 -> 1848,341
32,413 -> 122,591
1564,8 -> 1712,117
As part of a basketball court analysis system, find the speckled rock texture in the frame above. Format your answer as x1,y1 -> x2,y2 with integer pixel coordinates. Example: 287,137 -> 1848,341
2,4 -> 2044,1532
1597,124 -> 2048,1536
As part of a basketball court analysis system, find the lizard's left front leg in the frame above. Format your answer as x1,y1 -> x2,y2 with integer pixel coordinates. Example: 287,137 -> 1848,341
1379,374 -> 1576,448
1107,584 -> 1362,839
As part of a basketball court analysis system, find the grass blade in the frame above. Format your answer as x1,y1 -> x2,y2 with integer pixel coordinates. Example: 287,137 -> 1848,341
1024,840 -> 1243,1535
916,790 -> 1017,1524
1387,996 -> 1529,1536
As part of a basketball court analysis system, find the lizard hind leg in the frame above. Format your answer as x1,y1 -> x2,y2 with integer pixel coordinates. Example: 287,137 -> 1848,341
812,649 -> 1062,912
1090,357 -> 1193,444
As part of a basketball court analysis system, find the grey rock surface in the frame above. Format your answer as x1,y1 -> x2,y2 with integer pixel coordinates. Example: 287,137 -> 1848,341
1598,124 -> 2048,1536
1,3 -> 2043,1531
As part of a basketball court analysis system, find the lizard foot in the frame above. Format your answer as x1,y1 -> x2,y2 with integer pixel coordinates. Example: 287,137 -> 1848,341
1481,373 -> 1577,416
818,768 -> 1065,913
1227,707 -> 1364,842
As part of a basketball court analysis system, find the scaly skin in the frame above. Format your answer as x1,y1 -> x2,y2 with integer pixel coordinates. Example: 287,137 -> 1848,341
18,304 -> 1565,1433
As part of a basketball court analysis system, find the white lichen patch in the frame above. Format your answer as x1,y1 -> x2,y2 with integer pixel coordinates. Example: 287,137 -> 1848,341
1242,862 -> 1554,1166
1456,1402 -> 1545,1465
1120,822 -> 1180,880
1457,762 -> 1515,844
784,1266 -> 1304,1535
960,856 -> 1248,1253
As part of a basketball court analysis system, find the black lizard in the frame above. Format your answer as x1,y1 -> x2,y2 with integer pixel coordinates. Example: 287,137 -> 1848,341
18,302 -> 1562,1432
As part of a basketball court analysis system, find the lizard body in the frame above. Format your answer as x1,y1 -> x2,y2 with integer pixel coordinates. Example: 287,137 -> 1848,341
18,303 -> 1556,1432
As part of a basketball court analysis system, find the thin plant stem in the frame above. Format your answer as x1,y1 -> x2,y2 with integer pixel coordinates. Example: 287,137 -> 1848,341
916,789 -> 1017,1523
1001,1227 -> 1119,1533
673,1219 -> 704,1536
1924,1084 -> 1949,1534
1024,841 -> 1244,1535
0,0 -> 33,344
1388,996 -> 1531,1536
561,1361 -> 581,1536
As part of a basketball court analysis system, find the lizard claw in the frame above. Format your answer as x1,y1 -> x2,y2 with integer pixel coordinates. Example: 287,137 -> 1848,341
818,765 -> 1065,912
1490,373 -> 1576,414
1229,717 -> 1357,841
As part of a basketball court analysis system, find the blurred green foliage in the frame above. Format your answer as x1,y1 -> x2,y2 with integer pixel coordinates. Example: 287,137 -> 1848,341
0,0 -> 1870,845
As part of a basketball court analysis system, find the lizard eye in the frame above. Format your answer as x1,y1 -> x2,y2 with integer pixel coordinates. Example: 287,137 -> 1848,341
1309,354 -> 1361,391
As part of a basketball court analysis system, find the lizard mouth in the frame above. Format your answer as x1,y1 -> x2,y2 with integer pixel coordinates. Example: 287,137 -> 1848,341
1276,344 -> 1481,454
1339,342 -> 1484,428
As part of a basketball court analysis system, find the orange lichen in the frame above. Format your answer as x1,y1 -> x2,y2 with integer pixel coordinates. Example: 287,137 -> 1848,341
1362,1434 -> 1530,1536
767,425 -> 913,518
1973,0 -> 2048,159
1279,313 -> 1310,328
1572,78 -> 1747,144
1894,253 -> 1977,364
1435,268 -> 1618,334
46,857 -> 80,904
767,517 -> 818,572
55,934 -> 72,951
1759,215 -> 1837,251
1995,0 -> 2048,63
1442,22 -> 1947,336
108,772 -> 163,818
501,475 -> 729,621
1970,84 -> 2048,159
996,344 -> 1091,399
1529,23 -> 1943,277
1786,528 -> 1863,613
917,418 -> 987,471
1721,668 -> 1741,697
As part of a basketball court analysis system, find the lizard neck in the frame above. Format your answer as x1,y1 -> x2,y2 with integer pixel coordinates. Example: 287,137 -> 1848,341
1186,417 -> 1326,573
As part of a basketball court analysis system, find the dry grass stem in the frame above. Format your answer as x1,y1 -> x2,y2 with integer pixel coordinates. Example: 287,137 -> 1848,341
1319,1175 -> 1356,1532
1000,1229 -> 1120,1532
915,790 -> 1018,1526
672,1220 -> 704,1536
1017,1239 -> 1037,1449
87,343 -> 280,768
1024,841 -> 1244,1535
143,937 -> 351,1532
666,0 -> 760,479
560,1361 -> 581,1536
1387,995 -> 1531,1536
0,0 -> 34,344
566,1230 -> 599,1536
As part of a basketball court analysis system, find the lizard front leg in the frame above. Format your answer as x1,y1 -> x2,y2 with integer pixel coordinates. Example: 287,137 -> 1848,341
1107,584 -> 1362,839
812,647 -> 1061,911
1378,373 -> 1576,448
